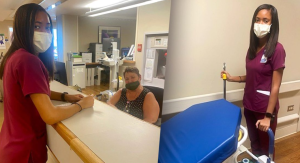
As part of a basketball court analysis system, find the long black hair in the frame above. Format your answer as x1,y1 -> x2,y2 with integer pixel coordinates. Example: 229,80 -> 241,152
248,4 -> 279,60
0,3 -> 54,80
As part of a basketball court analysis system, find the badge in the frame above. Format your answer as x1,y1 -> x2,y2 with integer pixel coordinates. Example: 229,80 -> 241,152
260,54 -> 267,63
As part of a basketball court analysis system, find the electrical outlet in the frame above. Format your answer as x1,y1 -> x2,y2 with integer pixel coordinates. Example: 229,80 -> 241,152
287,105 -> 294,112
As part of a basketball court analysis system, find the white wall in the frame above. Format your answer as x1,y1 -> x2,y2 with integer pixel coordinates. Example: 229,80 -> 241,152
135,0 -> 171,75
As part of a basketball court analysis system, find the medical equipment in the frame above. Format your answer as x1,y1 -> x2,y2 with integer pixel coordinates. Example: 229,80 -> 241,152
221,65 -> 275,163
103,38 -> 121,58
158,99 -> 275,163
228,128 -> 275,163
159,72 -> 276,163
158,99 -> 242,163
222,62 -> 274,163
89,43 -> 103,62
102,42 -> 123,90
97,42 -> 123,102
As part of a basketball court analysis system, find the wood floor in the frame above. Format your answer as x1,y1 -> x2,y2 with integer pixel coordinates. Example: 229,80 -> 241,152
80,84 -> 109,96
272,132 -> 300,162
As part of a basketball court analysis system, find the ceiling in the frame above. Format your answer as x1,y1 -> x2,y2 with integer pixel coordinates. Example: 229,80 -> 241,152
0,0 -> 138,22
0,0 -> 42,21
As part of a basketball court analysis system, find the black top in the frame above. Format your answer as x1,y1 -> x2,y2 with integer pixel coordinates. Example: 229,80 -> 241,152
115,87 -> 150,119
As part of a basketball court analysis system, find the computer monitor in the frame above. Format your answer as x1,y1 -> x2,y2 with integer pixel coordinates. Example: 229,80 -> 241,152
102,38 -> 121,57
54,61 -> 68,86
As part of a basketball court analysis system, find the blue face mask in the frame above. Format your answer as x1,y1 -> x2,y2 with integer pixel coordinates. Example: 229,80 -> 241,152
125,81 -> 140,90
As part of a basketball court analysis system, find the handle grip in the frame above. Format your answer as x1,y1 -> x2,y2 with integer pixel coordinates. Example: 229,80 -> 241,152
222,74 -> 227,80
267,128 -> 274,162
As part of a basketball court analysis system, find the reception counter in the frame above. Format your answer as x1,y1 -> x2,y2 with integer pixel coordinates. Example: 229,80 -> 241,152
47,81 -> 160,163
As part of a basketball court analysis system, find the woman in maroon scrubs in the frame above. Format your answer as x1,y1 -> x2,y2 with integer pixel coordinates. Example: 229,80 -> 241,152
0,3 -> 94,163
221,4 -> 285,159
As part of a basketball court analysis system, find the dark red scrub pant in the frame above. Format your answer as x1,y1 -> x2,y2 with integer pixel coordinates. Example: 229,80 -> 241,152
244,108 -> 277,160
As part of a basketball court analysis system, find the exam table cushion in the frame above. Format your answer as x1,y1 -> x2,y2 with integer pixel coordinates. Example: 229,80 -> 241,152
158,99 -> 242,163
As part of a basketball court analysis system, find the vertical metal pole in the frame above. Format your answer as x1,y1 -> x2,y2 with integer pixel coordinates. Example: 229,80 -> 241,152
223,63 -> 226,100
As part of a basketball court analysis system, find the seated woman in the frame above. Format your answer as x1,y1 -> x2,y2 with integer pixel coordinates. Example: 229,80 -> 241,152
107,67 -> 159,124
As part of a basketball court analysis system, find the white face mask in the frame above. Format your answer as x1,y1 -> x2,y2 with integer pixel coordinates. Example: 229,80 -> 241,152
254,23 -> 272,38
33,31 -> 53,53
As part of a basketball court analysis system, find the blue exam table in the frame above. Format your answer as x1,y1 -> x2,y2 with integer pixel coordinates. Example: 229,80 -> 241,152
158,99 -> 242,163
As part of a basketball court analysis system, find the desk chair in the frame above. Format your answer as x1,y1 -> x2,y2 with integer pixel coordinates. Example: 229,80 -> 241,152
54,61 -> 68,86
143,86 -> 164,126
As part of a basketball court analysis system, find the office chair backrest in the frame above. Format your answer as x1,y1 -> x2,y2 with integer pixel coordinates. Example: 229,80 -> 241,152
143,85 -> 164,118
54,61 -> 68,86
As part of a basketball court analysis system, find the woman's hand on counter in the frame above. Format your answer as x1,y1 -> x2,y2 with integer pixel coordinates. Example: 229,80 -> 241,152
77,94 -> 94,109
65,94 -> 84,103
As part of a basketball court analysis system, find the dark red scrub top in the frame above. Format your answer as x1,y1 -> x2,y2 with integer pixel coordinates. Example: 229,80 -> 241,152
243,42 -> 286,113
0,48 -> 50,163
